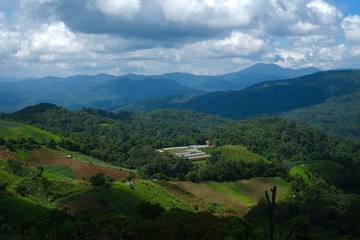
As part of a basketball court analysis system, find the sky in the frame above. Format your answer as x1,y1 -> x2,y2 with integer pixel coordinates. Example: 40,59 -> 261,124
0,0 -> 360,78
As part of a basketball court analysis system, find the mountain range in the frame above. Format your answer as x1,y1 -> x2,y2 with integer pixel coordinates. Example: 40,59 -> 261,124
0,63 -> 319,112
120,70 -> 360,139
122,63 -> 319,90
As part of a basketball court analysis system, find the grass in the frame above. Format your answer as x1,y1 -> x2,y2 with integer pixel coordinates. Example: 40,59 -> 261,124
42,165 -> 75,179
158,177 -> 289,216
203,177 -> 289,207
47,179 -> 86,197
0,192 -> 53,224
289,160 -> 350,183
115,180 -> 190,211
0,120 -> 60,142
204,182 -> 253,206
0,169 -> 24,189
58,180 -> 189,217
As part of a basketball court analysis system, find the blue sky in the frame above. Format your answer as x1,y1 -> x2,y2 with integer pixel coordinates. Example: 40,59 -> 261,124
0,0 -> 360,78
333,0 -> 360,15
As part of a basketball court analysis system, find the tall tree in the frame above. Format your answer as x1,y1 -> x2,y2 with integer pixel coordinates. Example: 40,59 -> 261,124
265,185 -> 277,240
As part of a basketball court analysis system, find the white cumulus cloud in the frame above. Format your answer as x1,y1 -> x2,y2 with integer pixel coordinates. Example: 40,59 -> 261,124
29,22 -> 83,55
306,0 -> 342,23
162,0 -> 262,27
342,15 -> 360,42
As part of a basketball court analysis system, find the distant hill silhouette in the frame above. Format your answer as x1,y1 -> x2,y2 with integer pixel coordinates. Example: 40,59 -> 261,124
0,63 -> 319,112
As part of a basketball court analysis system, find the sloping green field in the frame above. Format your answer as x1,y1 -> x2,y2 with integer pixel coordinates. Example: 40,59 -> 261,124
159,177 -> 289,216
42,165 -> 75,179
0,192 -> 53,224
0,120 -> 60,142
289,160 -> 349,183
59,180 -> 190,217
204,177 -> 289,206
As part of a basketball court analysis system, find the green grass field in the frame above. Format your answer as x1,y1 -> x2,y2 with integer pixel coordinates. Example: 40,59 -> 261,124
159,177 -> 289,216
204,177 -> 289,207
289,160 -> 349,183
205,145 -> 270,164
0,120 -> 60,142
42,165 -> 75,179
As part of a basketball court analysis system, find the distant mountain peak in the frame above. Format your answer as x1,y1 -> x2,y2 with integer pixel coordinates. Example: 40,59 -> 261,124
241,63 -> 320,74
245,63 -> 284,71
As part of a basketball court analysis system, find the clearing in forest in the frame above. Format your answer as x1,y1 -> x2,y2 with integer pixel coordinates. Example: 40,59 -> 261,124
25,148 -> 129,180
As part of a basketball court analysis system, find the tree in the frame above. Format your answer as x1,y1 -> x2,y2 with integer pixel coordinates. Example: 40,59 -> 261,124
135,201 -> 164,220
265,185 -> 277,240
105,176 -> 115,185
89,172 -> 105,186
29,167 -> 43,180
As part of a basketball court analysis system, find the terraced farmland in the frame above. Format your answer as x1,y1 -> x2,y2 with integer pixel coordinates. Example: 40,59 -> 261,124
205,145 -> 270,164
0,192 -> 53,224
26,148 -> 129,180
59,180 -> 189,217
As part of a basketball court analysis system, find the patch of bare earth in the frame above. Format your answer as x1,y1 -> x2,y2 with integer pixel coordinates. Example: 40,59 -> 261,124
27,149 -> 128,180
0,149 -> 11,160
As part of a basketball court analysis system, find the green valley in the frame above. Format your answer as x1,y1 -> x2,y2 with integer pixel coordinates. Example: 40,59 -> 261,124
0,104 -> 359,239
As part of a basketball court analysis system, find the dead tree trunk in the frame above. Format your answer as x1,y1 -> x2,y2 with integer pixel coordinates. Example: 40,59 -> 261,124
265,185 -> 277,240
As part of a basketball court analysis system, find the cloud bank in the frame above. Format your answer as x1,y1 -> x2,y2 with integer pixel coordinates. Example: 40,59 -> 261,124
0,0 -> 359,77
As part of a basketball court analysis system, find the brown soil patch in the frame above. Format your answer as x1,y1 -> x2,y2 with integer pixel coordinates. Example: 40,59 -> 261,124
0,149 -> 11,160
27,149 -> 128,181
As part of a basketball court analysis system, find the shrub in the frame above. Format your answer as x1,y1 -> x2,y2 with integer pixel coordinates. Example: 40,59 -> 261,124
14,182 -> 30,196
0,180 -> 9,191
7,160 -> 24,175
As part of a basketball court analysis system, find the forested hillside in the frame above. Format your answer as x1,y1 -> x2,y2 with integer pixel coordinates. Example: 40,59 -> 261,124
119,70 -> 360,141
282,91 -> 360,139
2,103 -> 360,184
1,103 -> 360,239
